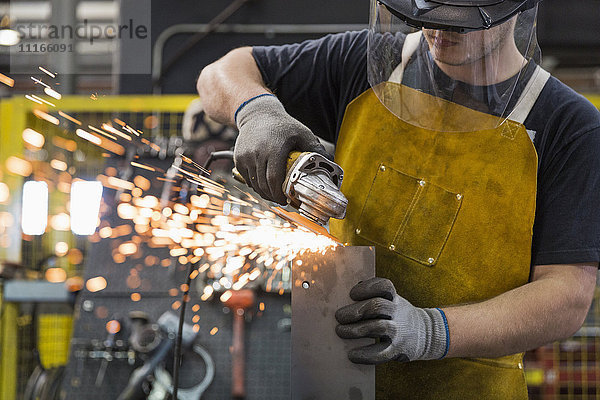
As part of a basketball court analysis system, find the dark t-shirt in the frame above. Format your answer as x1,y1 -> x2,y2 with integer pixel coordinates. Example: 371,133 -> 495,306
252,30 -> 600,266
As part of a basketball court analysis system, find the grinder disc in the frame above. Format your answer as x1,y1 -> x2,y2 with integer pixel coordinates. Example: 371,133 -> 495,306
271,206 -> 343,245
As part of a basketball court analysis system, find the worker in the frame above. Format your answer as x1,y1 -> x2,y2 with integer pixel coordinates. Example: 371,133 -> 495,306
197,0 -> 600,398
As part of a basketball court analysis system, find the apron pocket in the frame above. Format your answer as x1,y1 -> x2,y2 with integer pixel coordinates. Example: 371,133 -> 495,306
356,164 -> 462,266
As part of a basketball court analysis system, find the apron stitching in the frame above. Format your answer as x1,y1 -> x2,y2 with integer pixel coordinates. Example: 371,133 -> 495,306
500,123 -> 517,140
392,181 -> 425,247
356,164 -> 385,237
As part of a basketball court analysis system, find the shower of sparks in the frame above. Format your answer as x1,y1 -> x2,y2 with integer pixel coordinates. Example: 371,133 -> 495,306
110,157 -> 339,300
0,67 -> 340,339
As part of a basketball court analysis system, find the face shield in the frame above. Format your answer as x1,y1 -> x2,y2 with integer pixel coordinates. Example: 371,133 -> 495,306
367,0 -> 540,132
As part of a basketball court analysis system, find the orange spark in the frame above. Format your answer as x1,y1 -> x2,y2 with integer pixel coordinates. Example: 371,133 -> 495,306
0,73 -> 14,87
39,66 -> 56,78
131,161 -> 155,172
58,111 -> 82,125
33,109 -> 60,125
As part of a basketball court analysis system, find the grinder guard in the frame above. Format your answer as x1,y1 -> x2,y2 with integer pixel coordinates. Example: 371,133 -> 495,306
282,152 -> 348,226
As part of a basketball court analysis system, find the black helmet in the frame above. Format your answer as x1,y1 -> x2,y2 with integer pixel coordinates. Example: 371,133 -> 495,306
378,0 -> 541,31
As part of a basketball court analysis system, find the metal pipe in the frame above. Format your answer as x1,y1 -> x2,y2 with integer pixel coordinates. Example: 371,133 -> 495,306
152,23 -> 367,93
50,0 -> 78,94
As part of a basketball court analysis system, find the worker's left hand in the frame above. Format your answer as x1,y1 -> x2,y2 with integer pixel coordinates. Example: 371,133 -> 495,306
335,277 -> 449,364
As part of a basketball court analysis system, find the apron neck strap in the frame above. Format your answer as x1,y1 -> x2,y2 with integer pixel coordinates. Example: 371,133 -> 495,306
388,31 -> 423,84
506,65 -> 550,125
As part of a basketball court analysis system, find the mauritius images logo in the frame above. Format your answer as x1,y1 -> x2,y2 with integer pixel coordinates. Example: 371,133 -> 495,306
15,19 -> 148,45
9,0 -> 151,75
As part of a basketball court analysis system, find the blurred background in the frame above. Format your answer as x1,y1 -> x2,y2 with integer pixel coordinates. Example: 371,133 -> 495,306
0,0 -> 599,399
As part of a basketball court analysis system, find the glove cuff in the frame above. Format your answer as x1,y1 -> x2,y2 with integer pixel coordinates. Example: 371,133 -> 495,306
421,307 -> 450,360
234,93 -> 282,127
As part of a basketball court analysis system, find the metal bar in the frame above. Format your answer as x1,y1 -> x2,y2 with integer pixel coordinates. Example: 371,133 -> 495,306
8,95 -> 196,112
0,298 -> 19,400
0,99 -> 25,263
292,246 -> 375,400
3,281 -> 74,303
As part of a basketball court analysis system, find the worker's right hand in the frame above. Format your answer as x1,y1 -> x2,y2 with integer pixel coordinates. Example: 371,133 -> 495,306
234,94 -> 331,204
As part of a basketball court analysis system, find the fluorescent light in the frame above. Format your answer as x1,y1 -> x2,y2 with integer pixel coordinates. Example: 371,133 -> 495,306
0,29 -> 20,46
70,181 -> 102,235
21,181 -> 48,235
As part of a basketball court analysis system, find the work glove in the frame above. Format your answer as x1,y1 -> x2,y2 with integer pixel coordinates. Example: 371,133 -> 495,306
234,94 -> 331,205
335,277 -> 449,364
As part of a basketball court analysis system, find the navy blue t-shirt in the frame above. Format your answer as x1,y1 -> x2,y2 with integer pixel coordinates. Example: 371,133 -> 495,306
252,30 -> 600,267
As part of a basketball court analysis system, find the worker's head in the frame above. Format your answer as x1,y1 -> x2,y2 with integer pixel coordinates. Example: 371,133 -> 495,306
367,0 -> 542,131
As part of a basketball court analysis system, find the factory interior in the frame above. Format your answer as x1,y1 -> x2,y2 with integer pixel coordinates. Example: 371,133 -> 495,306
0,0 -> 599,399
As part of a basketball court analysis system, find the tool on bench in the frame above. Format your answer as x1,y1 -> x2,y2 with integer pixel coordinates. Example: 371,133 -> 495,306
223,289 -> 255,399
117,312 -> 197,400
95,318 -> 122,387
152,344 -> 215,400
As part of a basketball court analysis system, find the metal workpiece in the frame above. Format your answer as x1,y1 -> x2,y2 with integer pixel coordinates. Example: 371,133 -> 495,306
283,152 -> 348,226
291,246 -> 375,400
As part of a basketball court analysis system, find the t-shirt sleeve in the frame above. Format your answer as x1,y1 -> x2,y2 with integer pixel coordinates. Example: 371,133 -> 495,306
252,30 -> 369,143
530,81 -> 600,265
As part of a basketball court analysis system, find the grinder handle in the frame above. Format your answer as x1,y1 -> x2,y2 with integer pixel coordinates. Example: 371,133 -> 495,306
232,151 -> 303,185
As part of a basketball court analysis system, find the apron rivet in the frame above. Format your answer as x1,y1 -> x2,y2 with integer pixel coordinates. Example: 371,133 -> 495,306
428,257 -> 435,264
355,228 -> 361,235
419,180 -> 426,187
389,245 -> 395,251
380,165 -> 386,171
456,194 -> 462,200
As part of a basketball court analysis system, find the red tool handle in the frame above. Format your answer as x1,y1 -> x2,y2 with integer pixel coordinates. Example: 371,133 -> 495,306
232,309 -> 245,398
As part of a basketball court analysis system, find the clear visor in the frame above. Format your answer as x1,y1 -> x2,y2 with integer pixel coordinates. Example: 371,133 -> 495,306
368,0 -> 540,132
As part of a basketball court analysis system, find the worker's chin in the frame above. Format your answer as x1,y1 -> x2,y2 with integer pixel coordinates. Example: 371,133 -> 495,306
430,51 -> 472,67
430,47 -> 488,67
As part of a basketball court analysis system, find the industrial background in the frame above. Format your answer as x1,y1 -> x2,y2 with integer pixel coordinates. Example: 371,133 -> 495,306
0,0 -> 598,399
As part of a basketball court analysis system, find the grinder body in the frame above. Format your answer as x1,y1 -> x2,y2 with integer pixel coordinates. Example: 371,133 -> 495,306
233,151 -> 348,226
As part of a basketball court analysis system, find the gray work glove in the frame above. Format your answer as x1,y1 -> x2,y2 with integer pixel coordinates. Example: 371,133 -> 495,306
335,277 -> 449,364
234,94 -> 331,204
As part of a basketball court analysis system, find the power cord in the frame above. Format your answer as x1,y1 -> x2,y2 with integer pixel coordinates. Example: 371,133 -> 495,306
172,150 -> 230,398
172,261 -> 196,399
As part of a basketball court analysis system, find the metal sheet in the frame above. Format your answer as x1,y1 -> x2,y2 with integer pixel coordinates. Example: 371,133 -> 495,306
292,246 -> 375,400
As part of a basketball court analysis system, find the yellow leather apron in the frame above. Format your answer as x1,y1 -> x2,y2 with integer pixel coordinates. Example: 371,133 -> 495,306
330,67 -> 548,398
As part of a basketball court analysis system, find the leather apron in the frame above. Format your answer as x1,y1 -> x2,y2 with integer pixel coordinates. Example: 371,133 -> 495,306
330,64 -> 550,399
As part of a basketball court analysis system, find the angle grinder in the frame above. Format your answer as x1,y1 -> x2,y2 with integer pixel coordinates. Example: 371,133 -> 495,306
203,150 -> 348,242
233,151 -> 347,223
233,151 -> 347,237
